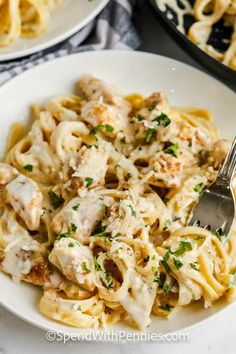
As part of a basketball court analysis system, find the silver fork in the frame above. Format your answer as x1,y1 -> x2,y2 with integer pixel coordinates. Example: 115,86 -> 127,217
189,137 -> 236,238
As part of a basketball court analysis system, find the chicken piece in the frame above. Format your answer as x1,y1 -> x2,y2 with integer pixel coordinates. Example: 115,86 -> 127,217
133,92 -> 172,141
176,120 -> 213,152
79,76 -> 133,140
70,140 -> 111,188
49,237 -> 95,292
149,151 -> 183,188
5,174 -> 43,230
142,92 -> 170,114
81,101 -> 126,138
104,199 -> 142,239
51,196 -> 105,244
0,206 -> 30,249
121,269 -> 157,330
78,76 -> 131,112
1,238 -> 46,283
0,163 -> 18,186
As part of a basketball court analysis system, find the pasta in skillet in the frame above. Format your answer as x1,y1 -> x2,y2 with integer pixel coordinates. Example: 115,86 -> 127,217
157,0 -> 236,71
0,0 -> 60,47
0,76 -> 235,330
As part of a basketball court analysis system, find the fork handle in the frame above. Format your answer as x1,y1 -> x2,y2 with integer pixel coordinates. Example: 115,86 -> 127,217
217,137 -> 236,184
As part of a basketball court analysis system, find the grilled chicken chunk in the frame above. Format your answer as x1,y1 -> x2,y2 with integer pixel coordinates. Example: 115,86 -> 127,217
5,173 -> 43,230
1,238 -> 46,282
79,76 -> 130,112
79,76 -> 133,140
70,140 -> 111,188
51,196 -> 105,244
49,237 -> 95,291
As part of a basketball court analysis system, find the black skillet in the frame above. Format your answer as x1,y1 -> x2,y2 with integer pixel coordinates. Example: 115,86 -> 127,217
149,0 -> 236,82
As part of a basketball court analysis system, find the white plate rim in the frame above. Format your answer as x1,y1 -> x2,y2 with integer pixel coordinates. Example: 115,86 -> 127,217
0,50 -> 235,339
0,0 -> 110,62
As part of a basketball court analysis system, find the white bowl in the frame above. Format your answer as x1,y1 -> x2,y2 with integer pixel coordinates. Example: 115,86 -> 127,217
0,51 -> 235,337
0,0 -> 110,61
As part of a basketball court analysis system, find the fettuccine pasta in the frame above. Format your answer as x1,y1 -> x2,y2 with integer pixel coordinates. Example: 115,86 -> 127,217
0,76 -> 235,330
0,0 -> 60,47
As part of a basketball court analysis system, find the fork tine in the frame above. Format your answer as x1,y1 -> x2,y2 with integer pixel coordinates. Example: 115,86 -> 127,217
220,221 -> 227,230
218,137 -> 236,183
204,225 -> 211,231
192,220 -> 200,227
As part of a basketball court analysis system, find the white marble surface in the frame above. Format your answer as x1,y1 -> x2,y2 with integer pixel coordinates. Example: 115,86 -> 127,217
1,302 -> 236,354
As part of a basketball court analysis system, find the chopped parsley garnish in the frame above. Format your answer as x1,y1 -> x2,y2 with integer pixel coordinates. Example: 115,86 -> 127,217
23,164 -> 33,172
213,229 -> 226,241
57,232 -> 70,241
90,124 -> 114,135
164,143 -> 179,158
194,183 -> 203,193
68,242 -> 75,248
92,232 -> 112,242
154,274 -> 169,294
151,266 -> 157,273
161,260 -> 172,274
71,223 -> 77,233
174,241 -> 192,257
104,270 -> 113,289
82,262 -> 91,273
163,250 -> 170,261
145,129 -> 155,143
72,203 -> 80,211
126,173 -> 132,180
162,282 -> 170,294
87,144 -> 98,149
121,136 -> 127,144
114,232 -> 122,237
173,258 -> 183,270
151,255 -> 156,260
85,177 -> 93,188
190,263 -> 199,271
128,204 -> 137,217
163,197 -> 169,205
152,113 -> 171,127
158,304 -> 171,312
49,191 -> 64,209
194,236 -> 204,241
94,258 -> 102,271
136,114 -> 145,121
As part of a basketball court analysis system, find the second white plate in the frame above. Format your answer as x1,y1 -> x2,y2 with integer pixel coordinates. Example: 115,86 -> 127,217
0,0 -> 110,62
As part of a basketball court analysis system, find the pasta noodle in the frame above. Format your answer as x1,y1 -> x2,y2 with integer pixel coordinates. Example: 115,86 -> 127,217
0,76 -> 235,330
0,0 -> 60,47
157,0 -> 236,71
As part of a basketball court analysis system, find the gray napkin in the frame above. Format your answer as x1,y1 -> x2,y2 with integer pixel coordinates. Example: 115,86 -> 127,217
0,0 -> 140,85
